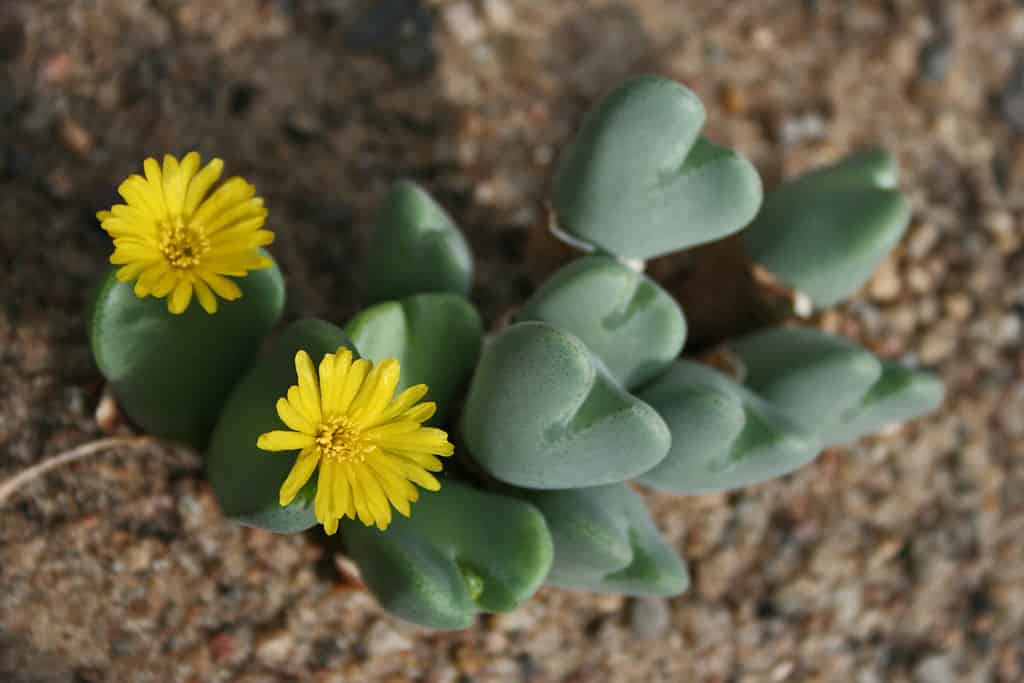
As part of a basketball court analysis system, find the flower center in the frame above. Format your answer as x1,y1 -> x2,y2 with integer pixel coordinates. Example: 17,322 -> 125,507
159,217 -> 208,269
315,416 -> 373,463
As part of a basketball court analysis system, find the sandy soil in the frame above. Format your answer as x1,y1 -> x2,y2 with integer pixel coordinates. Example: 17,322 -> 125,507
2,1 -> 1023,681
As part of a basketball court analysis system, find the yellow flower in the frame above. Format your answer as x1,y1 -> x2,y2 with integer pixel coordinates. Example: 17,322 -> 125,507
257,349 -> 455,534
97,152 -> 274,314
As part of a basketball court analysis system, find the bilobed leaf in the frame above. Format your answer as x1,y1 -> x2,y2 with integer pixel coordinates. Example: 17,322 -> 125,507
342,480 -> 553,629
90,251 -> 285,448
743,149 -> 911,307
637,360 -> 821,494
363,180 -> 473,304
516,254 -> 686,389
827,361 -> 944,445
727,326 -> 882,433
553,75 -> 762,259
462,322 -> 670,489
521,483 -> 687,597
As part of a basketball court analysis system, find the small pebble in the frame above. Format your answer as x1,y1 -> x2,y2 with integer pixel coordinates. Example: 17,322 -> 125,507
1001,58 -> 1024,133
918,35 -> 953,82
444,2 -> 487,45
255,629 -> 294,667
59,118 -> 94,158
628,597 -> 670,640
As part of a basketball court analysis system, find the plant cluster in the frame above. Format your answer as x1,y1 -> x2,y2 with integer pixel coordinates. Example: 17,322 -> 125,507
89,76 -> 942,629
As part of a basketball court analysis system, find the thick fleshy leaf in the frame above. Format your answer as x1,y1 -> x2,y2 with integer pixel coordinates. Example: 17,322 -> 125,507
462,322 -> 670,489
90,250 -> 285,448
637,360 -> 820,494
345,293 -> 483,425
827,361 -> 944,445
553,75 -> 762,260
363,180 -> 472,304
519,483 -> 687,596
342,480 -> 553,629
516,254 -> 685,389
743,149 -> 911,307
727,327 -> 882,433
206,319 -> 358,533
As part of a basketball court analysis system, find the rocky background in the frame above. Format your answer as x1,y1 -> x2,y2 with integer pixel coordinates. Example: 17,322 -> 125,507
2,1 -> 1023,681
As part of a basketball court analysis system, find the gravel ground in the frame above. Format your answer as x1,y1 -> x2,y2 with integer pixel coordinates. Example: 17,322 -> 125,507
2,1 -> 1023,681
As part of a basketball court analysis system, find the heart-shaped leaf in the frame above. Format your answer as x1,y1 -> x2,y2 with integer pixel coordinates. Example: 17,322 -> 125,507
363,180 -> 473,304
206,319 -> 357,534
827,362 -> 944,446
462,322 -> 670,489
342,480 -> 553,630
345,293 -> 483,425
727,327 -> 882,433
90,252 -> 285,449
553,75 -> 762,260
743,149 -> 911,307
516,255 -> 685,389
637,360 -> 820,494
518,483 -> 688,597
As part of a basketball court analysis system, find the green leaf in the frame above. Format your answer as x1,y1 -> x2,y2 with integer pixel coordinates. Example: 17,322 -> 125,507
521,484 -> 687,597
206,319 -> 357,534
345,293 -> 483,425
727,327 -> 882,433
363,180 -> 473,304
743,149 -> 911,307
827,361 -> 944,445
516,255 -> 685,389
637,361 -> 820,494
462,322 -> 670,489
342,480 -> 553,629
89,253 -> 285,449
553,75 -> 762,260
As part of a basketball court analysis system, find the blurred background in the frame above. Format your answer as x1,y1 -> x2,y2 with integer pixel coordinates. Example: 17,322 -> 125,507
1,1 -> 1022,681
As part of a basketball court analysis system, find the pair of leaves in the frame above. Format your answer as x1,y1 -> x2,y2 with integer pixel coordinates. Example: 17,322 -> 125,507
553,75 -> 763,260
728,326 -> 943,446
462,321 -> 670,489
744,149 -> 912,308
90,251 -> 285,449
344,480 -> 553,630
517,483 -> 688,597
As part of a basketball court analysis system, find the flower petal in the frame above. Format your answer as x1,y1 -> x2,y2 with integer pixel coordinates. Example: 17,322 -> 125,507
257,430 -> 315,451
278,446 -> 319,506
167,278 -> 193,314
276,397 -> 316,434
294,351 -> 322,423
184,157 -> 224,217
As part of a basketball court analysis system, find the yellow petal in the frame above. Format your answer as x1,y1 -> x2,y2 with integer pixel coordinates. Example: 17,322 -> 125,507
314,459 -> 338,531
191,177 -> 255,228
346,463 -> 374,526
143,157 -> 167,214
194,279 -> 218,313
356,466 -> 392,530
257,430 -> 315,451
324,348 -> 354,416
400,402 -> 436,425
278,446 -> 319,506
276,397 -> 316,434
373,427 -> 453,456
161,154 -> 189,215
366,457 -> 416,517
369,384 -> 429,426
350,358 -> 400,425
167,278 -> 193,314
332,464 -> 353,522
317,353 -> 336,414
183,157 -> 224,217
198,271 -> 242,300
294,351 -> 321,423
336,358 -> 370,416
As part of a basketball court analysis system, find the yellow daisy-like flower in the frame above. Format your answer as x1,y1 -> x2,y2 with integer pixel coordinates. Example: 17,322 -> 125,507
97,152 -> 274,314
257,349 -> 455,534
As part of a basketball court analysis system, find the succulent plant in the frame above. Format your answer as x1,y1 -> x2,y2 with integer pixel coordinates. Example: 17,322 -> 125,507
89,76 -> 943,631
